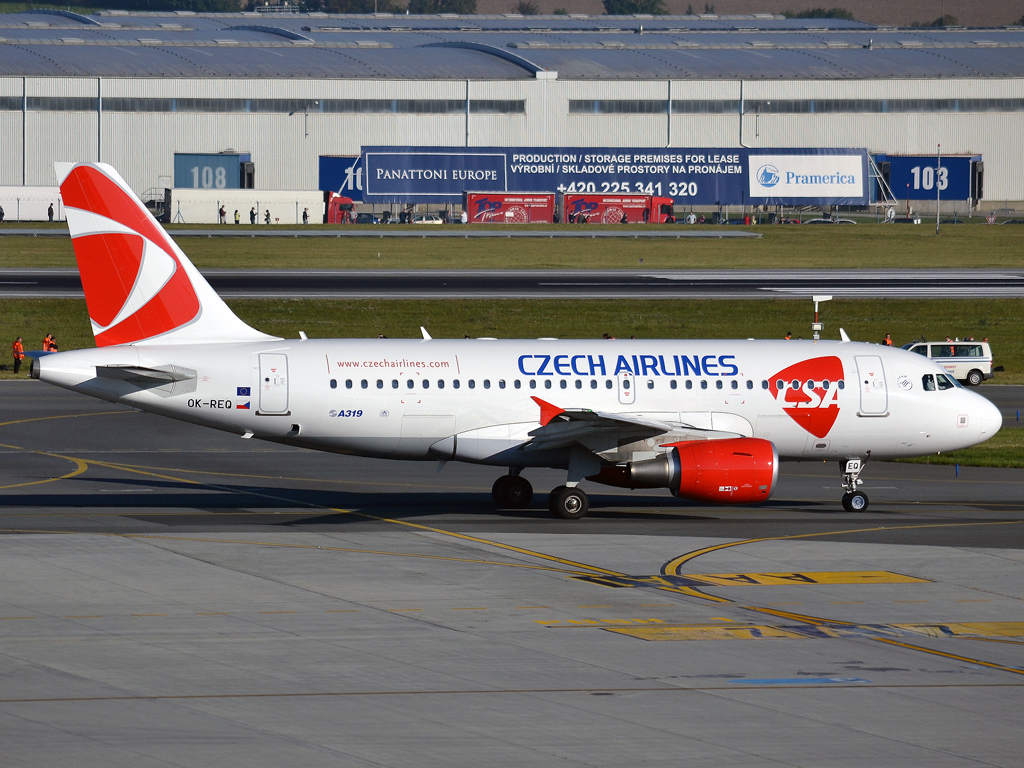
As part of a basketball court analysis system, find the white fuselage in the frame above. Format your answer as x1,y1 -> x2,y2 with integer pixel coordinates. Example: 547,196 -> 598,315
37,338 -> 1001,469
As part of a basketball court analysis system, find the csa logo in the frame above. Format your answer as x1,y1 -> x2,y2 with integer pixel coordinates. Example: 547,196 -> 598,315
756,164 -> 780,188
769,357 -> 844,438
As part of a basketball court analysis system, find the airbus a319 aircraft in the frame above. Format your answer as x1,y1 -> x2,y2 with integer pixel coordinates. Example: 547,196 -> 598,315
34,163 -> 1002,519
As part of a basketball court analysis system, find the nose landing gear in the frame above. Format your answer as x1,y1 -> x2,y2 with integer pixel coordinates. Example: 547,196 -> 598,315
491,470 -> 534,509
840,458 -> 869,512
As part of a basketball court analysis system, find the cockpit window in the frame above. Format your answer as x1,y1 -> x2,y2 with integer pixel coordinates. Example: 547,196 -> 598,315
922,374 -> 935,391
936,373 -> 955,390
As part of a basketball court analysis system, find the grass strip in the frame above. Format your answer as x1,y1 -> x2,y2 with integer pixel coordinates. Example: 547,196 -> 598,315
2,223 -> 1023,269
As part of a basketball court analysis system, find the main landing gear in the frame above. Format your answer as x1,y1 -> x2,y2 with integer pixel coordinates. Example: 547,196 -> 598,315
840,458 -> 869,512
492,470 -> 533,510
491,470 -> 592,520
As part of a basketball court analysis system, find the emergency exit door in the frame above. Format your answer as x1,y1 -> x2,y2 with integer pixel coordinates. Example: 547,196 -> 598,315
617,372 -> 635,404
259,354 -> 289,414
855,355 -> 887,415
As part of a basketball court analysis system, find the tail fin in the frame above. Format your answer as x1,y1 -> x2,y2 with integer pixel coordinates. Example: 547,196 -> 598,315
56,162 -> 275,347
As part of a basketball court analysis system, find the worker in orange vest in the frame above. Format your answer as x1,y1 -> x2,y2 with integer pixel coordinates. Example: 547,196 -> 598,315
883,333 -> 894,346
43,333 -> 58,352
12,336 -> 24,374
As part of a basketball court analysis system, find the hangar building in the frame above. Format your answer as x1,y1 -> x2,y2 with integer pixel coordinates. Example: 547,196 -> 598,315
1,9 -> 1023,207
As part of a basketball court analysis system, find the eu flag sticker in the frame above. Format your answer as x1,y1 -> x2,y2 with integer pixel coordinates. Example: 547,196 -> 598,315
236,387 -> 251,396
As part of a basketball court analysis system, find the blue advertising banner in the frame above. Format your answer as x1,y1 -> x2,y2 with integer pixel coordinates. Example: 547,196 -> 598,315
875,154 -> 978,201
173,153 -> 248,190
319,155 -> 364,200
356,147 -> 868,206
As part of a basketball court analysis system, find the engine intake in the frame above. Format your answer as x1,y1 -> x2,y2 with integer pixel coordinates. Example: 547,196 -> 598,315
588,437 -> 778,505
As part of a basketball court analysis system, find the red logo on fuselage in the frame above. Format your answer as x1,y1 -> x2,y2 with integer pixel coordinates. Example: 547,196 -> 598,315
768,356 -> 844,438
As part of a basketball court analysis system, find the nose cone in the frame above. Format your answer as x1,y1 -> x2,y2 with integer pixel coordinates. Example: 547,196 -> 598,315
975,393 -> 1003,441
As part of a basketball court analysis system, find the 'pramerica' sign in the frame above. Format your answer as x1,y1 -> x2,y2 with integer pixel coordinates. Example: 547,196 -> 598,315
356,147 -> 868,206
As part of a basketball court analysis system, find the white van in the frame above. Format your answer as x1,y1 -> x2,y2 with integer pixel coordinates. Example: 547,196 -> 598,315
902,341 -> 994,386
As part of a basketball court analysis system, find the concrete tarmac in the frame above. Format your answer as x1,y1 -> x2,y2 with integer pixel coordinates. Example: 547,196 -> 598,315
2,381 -> 1023,767
5,268 -> 1024,299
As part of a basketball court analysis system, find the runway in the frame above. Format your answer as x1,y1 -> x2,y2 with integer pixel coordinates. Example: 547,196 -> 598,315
2,381 -> 1023,766
4,268 -> 1024,299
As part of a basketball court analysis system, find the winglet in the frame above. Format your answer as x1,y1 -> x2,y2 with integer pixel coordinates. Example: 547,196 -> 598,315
839,328 -> 851,342
421,326 -> 432,340
531,396 -> 565,426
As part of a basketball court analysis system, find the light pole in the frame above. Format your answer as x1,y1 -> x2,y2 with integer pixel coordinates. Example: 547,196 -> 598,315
812,294 -> 832,340
288,100 -> 319,138
936,143 -> 941,235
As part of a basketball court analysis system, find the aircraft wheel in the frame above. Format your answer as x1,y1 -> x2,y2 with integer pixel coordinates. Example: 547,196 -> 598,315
842,491 -> 869,512
492,476 -> 511,505
549,486 -> 590,520
504,476 -> 533,509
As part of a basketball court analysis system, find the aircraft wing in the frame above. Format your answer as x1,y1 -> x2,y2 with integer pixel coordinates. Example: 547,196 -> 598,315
525,396 -> 730,453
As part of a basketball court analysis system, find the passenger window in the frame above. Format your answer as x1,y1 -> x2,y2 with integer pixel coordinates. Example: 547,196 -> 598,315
514,380 -> 521,389
838,380 -> 845,390
423,380 -> 430,389
544,380 -> 552,389
438,380 -> 445,389
670,380 -> 678,390
468,380 -> 475,389
686,380 -> 693,390
483,380 -> 490,389
791,379 -> 800,389
623,379 -> 631,390
346,379 -> 353,389
647,380 -> 654,389
715,380 -> 723,390
406,380 -> 414,389
559,380 -> 567,389
822,380 -> 830,389
376,379 -> 383,389
761,380 -> 769,389
700,380 -> 707,390
361,379 -> 368,389
530,380 -> 537,389
922,374 -> 936,391
776,379 -> 784,390
805,380 -> 814,390
453,380 -> 460,389
732,380 -> 739,390
937,374 -> 955,390
498,380 -> 505,389
330,379 -> 337,389
746,380 -> 753,390
590,380 -> 597,389
575,380 -> 582,389
605,379 -> 613,389
392,379 -> 399,389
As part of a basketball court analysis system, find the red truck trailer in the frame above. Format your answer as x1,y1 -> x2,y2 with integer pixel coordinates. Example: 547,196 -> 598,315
326,192 -> 355,224
462,192 -> 555,223
563,194 -> 675,224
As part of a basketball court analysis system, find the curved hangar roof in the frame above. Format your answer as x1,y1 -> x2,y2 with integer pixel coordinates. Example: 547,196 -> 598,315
1,9 -> 1023,79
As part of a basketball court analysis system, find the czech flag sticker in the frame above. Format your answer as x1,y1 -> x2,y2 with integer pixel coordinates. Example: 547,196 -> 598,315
236,401 -> 251,410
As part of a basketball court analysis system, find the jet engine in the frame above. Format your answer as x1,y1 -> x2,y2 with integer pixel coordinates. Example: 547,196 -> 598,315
588,437 -> 778,504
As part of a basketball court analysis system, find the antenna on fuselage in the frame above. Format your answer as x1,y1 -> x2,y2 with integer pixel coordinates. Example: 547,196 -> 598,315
421,327 -> 432,340
839,328 -> 851,342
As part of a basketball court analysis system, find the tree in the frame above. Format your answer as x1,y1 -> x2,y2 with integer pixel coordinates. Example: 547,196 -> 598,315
321,0 -> 405,12
603,0 -> 667,15
514,0 -> 538,13
783,7 -> 855,20
910,14 -> 958,27
407,0 -> 476,12
553,6 -> 568,13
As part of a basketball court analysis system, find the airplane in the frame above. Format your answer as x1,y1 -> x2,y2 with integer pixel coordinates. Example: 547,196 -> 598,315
32,162 -> 1002,519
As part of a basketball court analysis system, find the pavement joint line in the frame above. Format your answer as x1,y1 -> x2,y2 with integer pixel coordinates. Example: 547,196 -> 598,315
1,682 -> 1021,705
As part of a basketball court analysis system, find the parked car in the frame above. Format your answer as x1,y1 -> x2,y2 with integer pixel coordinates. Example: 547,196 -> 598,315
803,218 -> 857,224
355,213 -> 379,225
902,340 -> 995,386
413,213 -> 444,225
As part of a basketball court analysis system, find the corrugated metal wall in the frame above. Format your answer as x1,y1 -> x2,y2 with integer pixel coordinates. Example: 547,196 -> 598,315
2,76 -> 1021,201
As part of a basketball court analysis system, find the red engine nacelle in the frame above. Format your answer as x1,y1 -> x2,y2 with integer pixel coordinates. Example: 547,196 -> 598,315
588,437 -> 778,505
